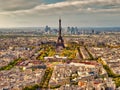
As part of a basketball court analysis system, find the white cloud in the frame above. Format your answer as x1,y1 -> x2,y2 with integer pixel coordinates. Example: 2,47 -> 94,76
0,0 -> 43,12
0,0 -> 120,27
0,0 -> 120,16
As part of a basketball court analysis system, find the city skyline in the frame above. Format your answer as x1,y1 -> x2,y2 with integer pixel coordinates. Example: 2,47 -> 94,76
0,0 -> 120,27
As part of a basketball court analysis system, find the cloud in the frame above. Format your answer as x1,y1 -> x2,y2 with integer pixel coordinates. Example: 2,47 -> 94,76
0,0 -> 43,11
0,0 -> 120,16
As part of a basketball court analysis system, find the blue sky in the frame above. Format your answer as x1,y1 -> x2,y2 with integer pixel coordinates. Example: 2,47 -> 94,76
0,0 -> 120,27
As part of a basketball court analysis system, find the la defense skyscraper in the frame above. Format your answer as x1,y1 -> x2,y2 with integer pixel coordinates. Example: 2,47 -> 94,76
56,18 -> 65,49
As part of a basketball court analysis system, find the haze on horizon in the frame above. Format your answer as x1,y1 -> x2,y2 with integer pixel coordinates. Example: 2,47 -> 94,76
0,0 -> 120,28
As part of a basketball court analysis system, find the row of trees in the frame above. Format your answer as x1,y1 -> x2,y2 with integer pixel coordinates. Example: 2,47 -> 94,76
84,46 -> 95,60
0,58 -> 22,71
77,47 -> 84,59
103,65 -> 120,87
39,67 -> 53,88
23,67 -> 54,90
113,78 -> 120,88
97,58 -> 120,87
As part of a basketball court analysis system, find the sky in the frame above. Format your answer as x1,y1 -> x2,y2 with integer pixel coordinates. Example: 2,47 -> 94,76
0,0 -> 120,27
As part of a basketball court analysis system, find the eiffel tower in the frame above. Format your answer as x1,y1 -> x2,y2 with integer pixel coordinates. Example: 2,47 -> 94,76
56,18 -> 65,49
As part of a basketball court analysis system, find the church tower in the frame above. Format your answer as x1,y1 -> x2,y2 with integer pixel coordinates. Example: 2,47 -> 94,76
56,18 -> 65,49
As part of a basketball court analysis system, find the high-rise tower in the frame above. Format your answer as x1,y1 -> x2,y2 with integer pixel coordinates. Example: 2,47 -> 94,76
56,18 -> 65,49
